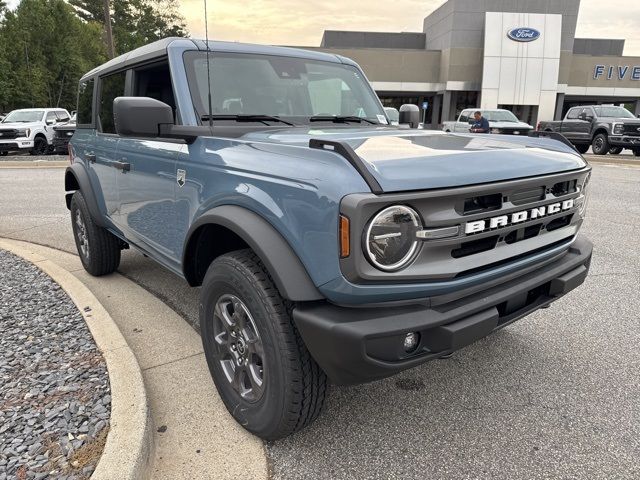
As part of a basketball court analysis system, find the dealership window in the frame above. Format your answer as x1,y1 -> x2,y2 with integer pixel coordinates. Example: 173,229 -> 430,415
77,79 -> 94,125
98,71 -> 126,134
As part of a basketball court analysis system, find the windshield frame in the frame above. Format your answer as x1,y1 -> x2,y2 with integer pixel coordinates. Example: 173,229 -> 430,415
593,106 -> 635,119
182,50 -> 389,127
2,110 -> 45,123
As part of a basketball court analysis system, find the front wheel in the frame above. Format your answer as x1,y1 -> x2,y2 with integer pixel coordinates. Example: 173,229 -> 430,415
609,146 -> 623,155
200,249 -> 327,440
30,137 -> 48,155
592,133 -> 610,155
70,191 -> 121,276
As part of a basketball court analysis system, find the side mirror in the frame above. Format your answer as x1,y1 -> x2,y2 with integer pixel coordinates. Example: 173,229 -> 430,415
114,96 -> 174,137
46,119 -> 56,125
578,112 -> 587,121
398,104 -> 420,129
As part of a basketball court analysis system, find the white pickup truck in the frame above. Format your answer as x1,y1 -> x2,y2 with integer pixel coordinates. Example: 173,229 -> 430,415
442,108 -> 533,135
0,108 -> 71,156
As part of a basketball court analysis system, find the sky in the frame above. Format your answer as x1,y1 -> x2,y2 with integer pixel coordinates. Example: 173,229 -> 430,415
179,0 -> 640,56
4,0 -> 640,56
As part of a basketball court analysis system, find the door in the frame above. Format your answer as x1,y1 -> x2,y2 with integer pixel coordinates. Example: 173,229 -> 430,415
90,70 -> 127,218
113,61 -> 184,264
575,107 -> 595,143
455,110 -> 471,132
560,107 -> 584,142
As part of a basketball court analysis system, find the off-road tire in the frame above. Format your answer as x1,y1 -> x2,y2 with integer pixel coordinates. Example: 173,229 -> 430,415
609,146 -> 623,155
575,144 -> 590,154
200,249 -> 327,440
70,191 -> 121,276
30,136 -> 48,155
592,133 -> 609,155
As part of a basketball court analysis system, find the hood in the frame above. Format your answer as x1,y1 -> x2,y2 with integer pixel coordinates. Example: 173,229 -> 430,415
242,127 -> 588,193
488,121 -> 532,129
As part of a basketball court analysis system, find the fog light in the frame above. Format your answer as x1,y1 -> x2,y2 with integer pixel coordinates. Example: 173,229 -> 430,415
403,332 -> 420,353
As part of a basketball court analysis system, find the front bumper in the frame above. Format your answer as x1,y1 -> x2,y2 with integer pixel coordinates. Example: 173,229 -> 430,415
293,235 -> 592,385
609,135 -> 640,147
53,137 -> 70,153
0,140 -> 33,151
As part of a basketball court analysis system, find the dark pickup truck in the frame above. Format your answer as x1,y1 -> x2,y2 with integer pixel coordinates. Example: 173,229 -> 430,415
538,105 -> 640,155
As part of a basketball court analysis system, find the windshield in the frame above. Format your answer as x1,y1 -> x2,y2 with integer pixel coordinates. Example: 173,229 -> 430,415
593,106 -> 635,118
2,110 -> 44,123
482,110 -> 519,122
184,52 -> 387,125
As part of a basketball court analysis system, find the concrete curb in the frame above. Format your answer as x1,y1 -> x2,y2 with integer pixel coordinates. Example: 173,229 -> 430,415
0,238 -> 152,480
583,155 -> 640,167
0,160 -> 68,168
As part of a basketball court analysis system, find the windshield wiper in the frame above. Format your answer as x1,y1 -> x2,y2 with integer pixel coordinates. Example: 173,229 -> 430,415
309,115 -> 378,125
200,114 -> 296,126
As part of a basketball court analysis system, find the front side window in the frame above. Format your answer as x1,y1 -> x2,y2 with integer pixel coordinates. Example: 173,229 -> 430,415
46,112 -> 57,124
593,106 -> 635,118
459,111 -> 470,123
566,108 -> 580,120
184,51 -> 386,125
77,79 -> 94,125
3,110 -> 44,123
98,71 -> 126,133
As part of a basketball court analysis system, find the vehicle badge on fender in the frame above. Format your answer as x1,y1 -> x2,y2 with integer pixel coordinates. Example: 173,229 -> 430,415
507,28 -> 541,42
465,199 -> 574,235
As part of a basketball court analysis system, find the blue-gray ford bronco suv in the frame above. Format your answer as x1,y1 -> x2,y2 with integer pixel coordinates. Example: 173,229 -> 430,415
66,38 -> 593,440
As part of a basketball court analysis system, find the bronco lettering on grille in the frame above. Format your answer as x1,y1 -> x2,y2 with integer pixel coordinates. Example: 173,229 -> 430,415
465,199 -> 574,235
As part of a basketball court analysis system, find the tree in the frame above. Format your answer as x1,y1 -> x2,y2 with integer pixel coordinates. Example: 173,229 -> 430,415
68,0 -> 187,55
0,0 -> 107,112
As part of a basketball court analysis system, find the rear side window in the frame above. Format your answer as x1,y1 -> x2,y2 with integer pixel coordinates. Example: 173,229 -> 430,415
98,71 -> 126,134
77,79 -> 94,125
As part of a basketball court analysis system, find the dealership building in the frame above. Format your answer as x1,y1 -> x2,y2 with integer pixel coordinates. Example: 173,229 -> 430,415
307,0 -> 640,128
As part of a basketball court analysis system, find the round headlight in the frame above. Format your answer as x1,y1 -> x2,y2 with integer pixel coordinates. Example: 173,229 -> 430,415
365,205 -> 421,271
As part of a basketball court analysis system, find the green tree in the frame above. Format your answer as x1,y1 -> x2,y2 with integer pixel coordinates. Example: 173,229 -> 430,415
0,0 -> 107,111
69,0 -> 187,55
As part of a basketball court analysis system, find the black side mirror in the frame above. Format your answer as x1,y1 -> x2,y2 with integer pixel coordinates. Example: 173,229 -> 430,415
399,104 -> 420,129
114,96 -> 174,137
578,112 -> 587,121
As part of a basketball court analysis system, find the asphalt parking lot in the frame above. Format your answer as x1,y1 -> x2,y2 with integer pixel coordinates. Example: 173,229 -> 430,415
1,161 -> 638,479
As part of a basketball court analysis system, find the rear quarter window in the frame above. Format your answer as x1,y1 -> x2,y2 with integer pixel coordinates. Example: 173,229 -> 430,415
77,79 -> 95,126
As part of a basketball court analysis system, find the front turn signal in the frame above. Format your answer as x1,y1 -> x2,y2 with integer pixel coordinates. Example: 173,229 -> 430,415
339,215 -> 350,258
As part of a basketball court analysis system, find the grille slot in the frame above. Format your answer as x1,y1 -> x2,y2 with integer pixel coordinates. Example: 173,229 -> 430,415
551,180 -> 577,196
451,235 -> 499,259
511,187 -> 545,205
462,193 -> 502,215
504,223 -> 543,245
547,214 -> 573,232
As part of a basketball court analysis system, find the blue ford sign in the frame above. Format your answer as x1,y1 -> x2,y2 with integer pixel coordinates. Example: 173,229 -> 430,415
507,28 -> 541,42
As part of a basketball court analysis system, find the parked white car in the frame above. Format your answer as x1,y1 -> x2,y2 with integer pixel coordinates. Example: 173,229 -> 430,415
442,108 -> 533,135
0,108 -> 71,156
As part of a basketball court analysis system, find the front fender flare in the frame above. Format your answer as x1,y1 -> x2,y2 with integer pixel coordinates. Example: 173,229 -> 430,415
184,205 -> 324,302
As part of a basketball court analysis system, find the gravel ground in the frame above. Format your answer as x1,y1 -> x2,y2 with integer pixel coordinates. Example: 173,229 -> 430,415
0,250 -> 110,480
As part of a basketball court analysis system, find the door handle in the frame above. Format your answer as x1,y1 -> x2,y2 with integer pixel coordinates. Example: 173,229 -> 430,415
113,160 -> 130,172
85,151 -> 96,163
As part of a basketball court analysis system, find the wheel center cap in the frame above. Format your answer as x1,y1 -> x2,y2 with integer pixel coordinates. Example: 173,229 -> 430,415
236,338 -> 246,355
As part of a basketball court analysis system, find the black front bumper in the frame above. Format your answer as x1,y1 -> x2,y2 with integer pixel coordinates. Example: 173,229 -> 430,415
293,235 -> 593,385
0,142 -> 20,152
609,135 -> 640,147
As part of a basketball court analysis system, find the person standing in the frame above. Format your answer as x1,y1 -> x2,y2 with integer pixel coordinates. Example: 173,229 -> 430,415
470,111 -> 490,133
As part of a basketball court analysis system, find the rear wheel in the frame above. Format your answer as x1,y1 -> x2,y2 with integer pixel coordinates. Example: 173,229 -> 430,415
200,249 -> 326,440
592,133 -> 609,155
575,144 -> 590,154
609,147 -> 623,155
70,191 -> 121,276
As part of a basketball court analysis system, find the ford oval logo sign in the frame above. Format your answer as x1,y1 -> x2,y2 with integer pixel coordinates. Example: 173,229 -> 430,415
507,28 -> 541,42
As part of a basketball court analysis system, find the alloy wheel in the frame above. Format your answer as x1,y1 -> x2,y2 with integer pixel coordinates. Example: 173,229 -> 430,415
75,210 -> 89,260
212,294 -> 265,402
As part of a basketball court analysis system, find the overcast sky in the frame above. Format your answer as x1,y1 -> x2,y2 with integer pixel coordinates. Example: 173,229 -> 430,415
4,0 -> 640,56
180,0 -> 640,56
